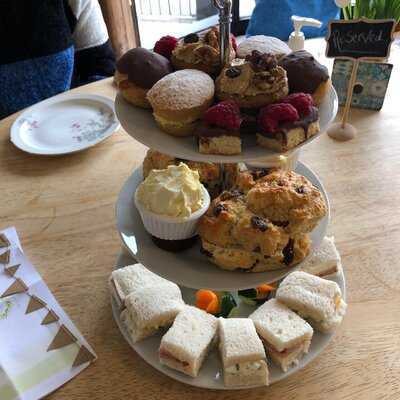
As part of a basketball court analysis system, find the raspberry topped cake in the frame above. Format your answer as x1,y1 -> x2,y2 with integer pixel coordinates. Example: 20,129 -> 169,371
256,93 -> 320,152
195,100 -> 242,155
216,51 -> 289,108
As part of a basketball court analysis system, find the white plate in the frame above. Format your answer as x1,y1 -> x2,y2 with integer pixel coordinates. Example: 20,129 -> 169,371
10,93 -> 120,155
116,162 -> 330,290
112,251 -> 346,390
115,87 -> 338,163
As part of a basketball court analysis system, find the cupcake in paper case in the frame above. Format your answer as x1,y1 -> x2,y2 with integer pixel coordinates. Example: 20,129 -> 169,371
134,163 -> 210,251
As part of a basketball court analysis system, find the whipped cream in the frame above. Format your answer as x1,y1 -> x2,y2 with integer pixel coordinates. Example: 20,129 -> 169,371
136,163 -> 204,218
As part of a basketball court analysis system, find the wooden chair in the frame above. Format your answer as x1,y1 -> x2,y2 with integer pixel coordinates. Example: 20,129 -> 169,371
99,0 -> 140,58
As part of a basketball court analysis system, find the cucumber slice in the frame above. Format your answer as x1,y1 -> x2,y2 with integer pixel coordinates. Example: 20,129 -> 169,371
238,288 -> 257,299
219,293 -> 237,317
227,306 -> 240,318
238,295 -> 257,306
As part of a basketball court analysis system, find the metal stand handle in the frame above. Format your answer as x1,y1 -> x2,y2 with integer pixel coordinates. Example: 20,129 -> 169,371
213,0 -> 232,68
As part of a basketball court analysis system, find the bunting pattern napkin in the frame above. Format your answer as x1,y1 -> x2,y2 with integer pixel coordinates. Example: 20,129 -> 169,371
0,227 -> 96,400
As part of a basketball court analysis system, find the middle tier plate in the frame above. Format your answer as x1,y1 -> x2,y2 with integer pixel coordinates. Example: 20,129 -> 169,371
115,87 -> 338,163
116,162 -> 330,290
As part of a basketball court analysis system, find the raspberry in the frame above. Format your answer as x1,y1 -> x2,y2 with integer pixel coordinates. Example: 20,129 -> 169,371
259,115 -> 278,133
282,93 -> 314,116
154,36 -> 178,60
231,35 -> 237,52
204,100 -> 242,131
258,104 -> 299,133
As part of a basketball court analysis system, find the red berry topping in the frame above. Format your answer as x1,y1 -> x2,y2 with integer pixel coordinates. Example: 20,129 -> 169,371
258,103 -> 299,133
282,93 -> 314,116
154,36 -> 178,60
231,35 -> 237,52
259,116 -> 278,133
204,100 -> 242,131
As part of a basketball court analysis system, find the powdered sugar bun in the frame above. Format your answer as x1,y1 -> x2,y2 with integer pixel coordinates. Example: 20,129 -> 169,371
147,70 -> 214,111
237,36 -> 291,59
147,70 -> 215,137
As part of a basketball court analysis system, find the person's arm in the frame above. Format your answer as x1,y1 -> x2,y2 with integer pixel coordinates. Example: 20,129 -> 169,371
67,0 -> 115,86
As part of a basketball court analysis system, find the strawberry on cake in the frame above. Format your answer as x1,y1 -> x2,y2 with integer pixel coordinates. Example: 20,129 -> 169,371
256,93 -> 320,152
195,100 -> 242,155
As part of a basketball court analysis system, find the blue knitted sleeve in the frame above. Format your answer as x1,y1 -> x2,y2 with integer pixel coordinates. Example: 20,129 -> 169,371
0,47 -> 74,119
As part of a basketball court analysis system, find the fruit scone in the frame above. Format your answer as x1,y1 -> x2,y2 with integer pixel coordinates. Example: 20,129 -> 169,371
246,169 -> 327,236
216,50 -> 288,108
256,93 -> 320,152
171,27 -> 236,75
143,149 -> 223,198
198,189 -> 311,272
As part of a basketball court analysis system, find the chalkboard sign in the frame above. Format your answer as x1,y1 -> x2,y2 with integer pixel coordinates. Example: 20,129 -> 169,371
326,19 -> 395,59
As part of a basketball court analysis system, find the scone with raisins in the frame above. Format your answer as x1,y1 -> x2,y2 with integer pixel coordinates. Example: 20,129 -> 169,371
246,170 -> 327,235
198,190 -> 311,272
143,149 -> 222,198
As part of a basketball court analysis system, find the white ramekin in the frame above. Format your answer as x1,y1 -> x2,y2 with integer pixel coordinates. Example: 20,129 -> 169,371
134,186 -> 210,240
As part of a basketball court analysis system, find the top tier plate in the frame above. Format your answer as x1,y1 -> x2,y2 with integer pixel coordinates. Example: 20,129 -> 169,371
115,87 -> 338,163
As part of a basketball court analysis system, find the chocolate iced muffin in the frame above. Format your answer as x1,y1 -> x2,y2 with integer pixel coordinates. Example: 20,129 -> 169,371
115,48 -> 172,108
278,50 -> 331,106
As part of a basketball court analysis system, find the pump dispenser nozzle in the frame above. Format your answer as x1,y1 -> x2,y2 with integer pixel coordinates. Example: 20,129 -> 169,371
288,15 -> 322,51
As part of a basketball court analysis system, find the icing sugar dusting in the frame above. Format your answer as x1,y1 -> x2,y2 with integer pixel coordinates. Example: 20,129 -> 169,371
147,69 -> 215,110
237,36 -> 291,58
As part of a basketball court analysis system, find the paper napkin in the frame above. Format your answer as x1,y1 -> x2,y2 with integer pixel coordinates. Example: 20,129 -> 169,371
0,227 -> 96,400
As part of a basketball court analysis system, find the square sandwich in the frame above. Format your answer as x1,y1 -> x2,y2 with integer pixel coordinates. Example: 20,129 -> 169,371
110,263 -> 176,308
276,271 -> 347,333
298,236 -> 342,278
219,318 -> 268,388
159,306 -> 218,377
250,298 -> 313,372
121,285 -> 184,343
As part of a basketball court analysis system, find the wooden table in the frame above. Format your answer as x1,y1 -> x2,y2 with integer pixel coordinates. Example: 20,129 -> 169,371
1,41 -> 400,400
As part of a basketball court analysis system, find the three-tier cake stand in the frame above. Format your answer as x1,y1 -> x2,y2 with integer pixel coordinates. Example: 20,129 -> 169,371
110,0 -> 344,389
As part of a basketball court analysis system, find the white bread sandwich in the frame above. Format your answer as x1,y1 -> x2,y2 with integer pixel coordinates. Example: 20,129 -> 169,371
110,263 -> 177,309
276,271 -> 347,333
121,285 -> 184,343
159,306 -> 218,377
250,298 -> 313,372
219,318 -> 268,388
298,236 -> 342,278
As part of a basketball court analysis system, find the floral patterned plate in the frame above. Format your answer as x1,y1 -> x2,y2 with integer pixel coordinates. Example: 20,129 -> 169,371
10,93 -> 120,155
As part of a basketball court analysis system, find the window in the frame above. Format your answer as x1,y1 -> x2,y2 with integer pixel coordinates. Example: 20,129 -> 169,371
131,0 -> 256,48
232,0 -> 255,35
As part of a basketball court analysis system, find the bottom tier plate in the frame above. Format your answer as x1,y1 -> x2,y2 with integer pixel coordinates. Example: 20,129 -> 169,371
116,161 -> 330,290
111,251 -> 346,390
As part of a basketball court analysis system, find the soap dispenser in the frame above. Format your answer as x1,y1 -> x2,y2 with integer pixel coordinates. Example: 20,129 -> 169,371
288,15 -> 322,51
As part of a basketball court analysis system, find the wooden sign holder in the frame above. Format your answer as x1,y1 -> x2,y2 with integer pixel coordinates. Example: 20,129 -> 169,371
325,19 -> 396,141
